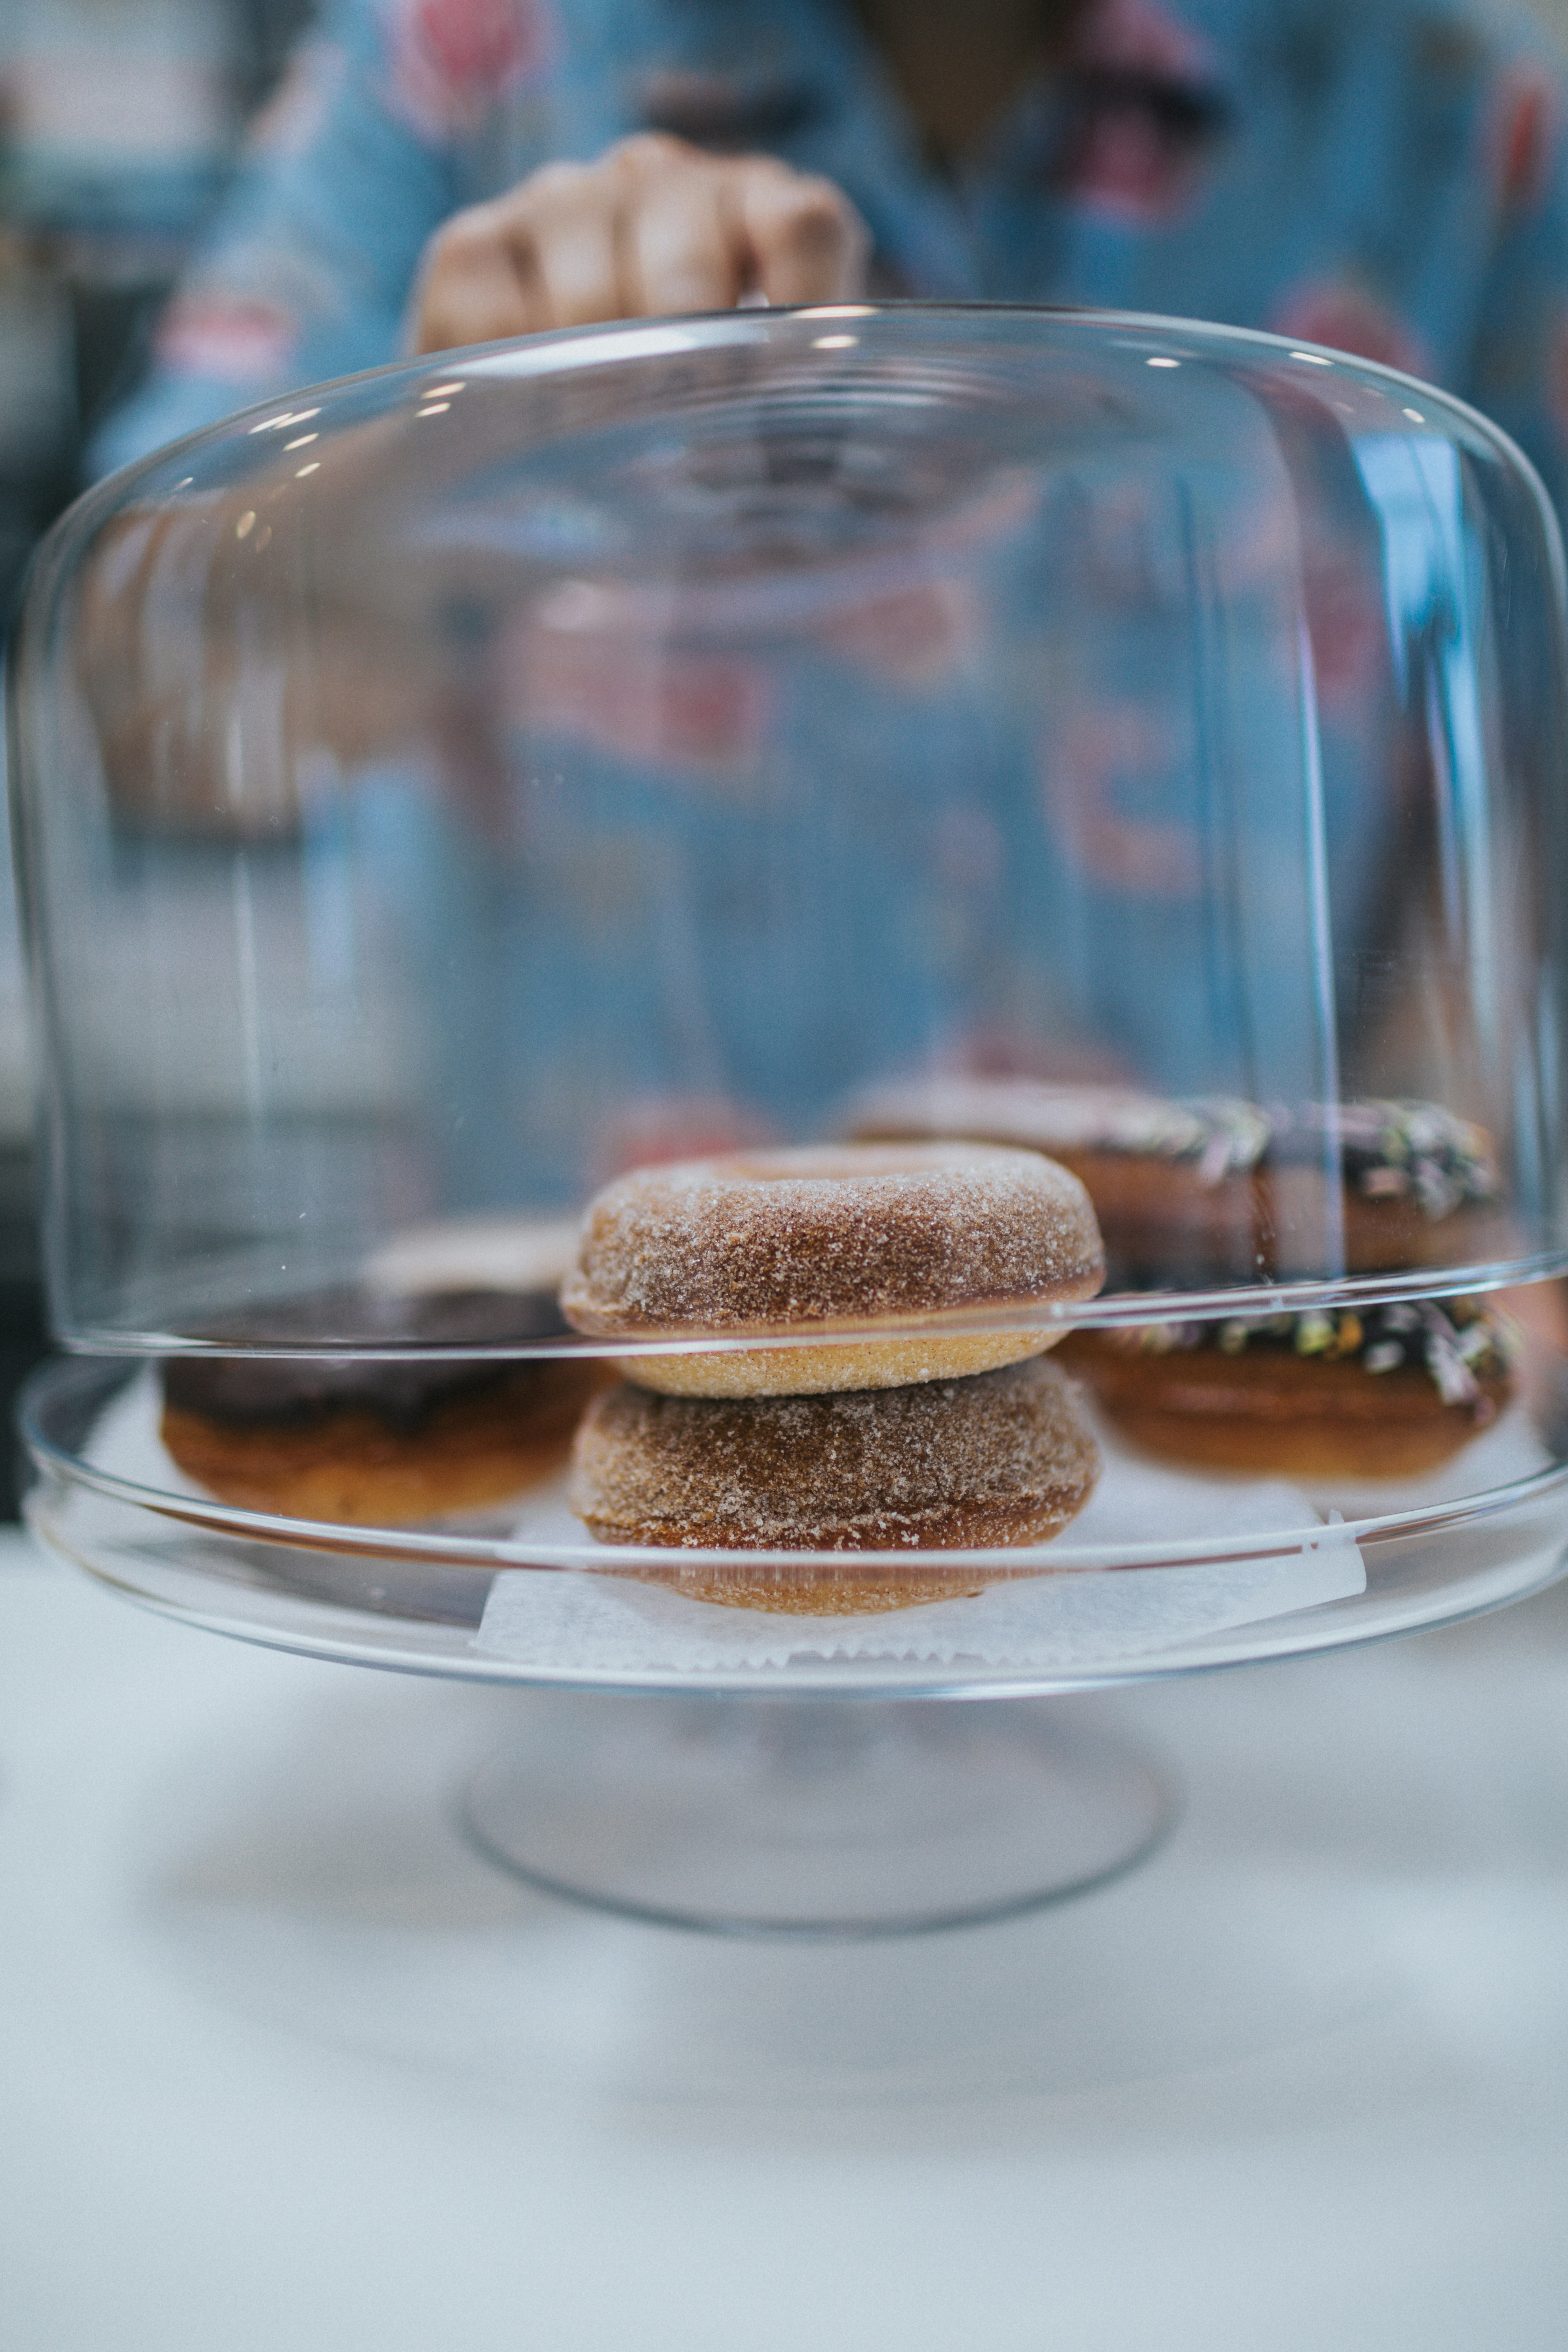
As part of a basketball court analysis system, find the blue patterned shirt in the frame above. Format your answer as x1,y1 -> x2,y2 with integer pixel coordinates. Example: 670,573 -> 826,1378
94,0 -> 1568,513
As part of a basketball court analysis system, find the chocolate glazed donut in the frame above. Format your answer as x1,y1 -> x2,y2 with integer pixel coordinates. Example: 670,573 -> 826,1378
1063,1299 -> 1516,1479
850,1080 -> 1512,1284
161,1283 -> 607,1525
849,1079 -> 1273,1284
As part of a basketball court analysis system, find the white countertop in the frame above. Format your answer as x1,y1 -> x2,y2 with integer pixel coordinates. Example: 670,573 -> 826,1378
3,1525 -> 1567,2350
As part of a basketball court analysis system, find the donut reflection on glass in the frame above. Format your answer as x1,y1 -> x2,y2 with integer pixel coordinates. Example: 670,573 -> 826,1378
561,1141 -> 1106,1612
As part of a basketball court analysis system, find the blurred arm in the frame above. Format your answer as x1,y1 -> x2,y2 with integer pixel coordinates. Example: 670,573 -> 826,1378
88,0 -> 525,477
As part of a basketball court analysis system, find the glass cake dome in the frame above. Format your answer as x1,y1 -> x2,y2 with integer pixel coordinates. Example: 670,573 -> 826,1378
9,302 -> 1568,1348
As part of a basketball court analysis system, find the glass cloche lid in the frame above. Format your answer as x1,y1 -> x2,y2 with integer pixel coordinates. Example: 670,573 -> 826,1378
9,302 -> 1568,1351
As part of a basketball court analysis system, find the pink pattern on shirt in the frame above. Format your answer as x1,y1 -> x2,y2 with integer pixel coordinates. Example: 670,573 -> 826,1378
821,579 -> 981,687
154,296 -> 298,382
1545,310 -> 1568,447
1057,0 -> 1221,222
1485,60 -> 1561,216
1300,545 -> 1387,709
505,608 -> 771,775
384,0 -> 549,139
1073,0 -> 1214,83
1041,703 -> 1203,896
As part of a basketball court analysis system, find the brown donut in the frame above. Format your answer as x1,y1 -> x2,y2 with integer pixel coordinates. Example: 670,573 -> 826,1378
161,1282 -> 606,1525
1062,1299 -> 1516,1479
1259,1103 -> 1511,1275
161,1366 -> 603,1525
561,1141 -> 1105,1397
849,1078 -> 1271,1283
569,1355 -> 1100,1610
850,1079 -> 1512,1284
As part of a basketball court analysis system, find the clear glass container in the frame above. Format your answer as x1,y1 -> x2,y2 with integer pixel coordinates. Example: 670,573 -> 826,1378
11,305 -> 1568,1928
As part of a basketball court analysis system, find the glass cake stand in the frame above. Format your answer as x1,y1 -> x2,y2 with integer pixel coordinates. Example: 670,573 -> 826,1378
22,1324 -> 1568,1934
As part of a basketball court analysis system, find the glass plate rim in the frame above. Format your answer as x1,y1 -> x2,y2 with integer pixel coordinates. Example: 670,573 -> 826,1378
51,1248 -> 1568,1361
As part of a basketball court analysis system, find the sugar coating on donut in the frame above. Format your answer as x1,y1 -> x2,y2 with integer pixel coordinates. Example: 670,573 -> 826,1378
562,1143 -> 1105,1343
570,1354 -> 1099,1564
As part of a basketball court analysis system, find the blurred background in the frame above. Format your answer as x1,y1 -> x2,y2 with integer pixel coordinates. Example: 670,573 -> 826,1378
0,0 -> 313,1507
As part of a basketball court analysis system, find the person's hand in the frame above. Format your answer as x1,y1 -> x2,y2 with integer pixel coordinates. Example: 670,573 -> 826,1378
408,132 -> 869,353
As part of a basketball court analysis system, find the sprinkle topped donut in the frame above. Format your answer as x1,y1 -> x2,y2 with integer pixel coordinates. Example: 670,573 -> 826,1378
1062,1297 -> 1517,1479
561,1141 -> 1105,1396
849,1076 -> 1512,1282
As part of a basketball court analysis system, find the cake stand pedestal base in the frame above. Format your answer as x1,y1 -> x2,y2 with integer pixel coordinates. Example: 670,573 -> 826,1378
461,1691 -> 1176,1938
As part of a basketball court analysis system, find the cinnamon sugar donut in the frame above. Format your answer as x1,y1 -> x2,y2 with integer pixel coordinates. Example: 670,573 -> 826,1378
569,1355 -> 1100,1610
561,1142 -> 1104,1397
